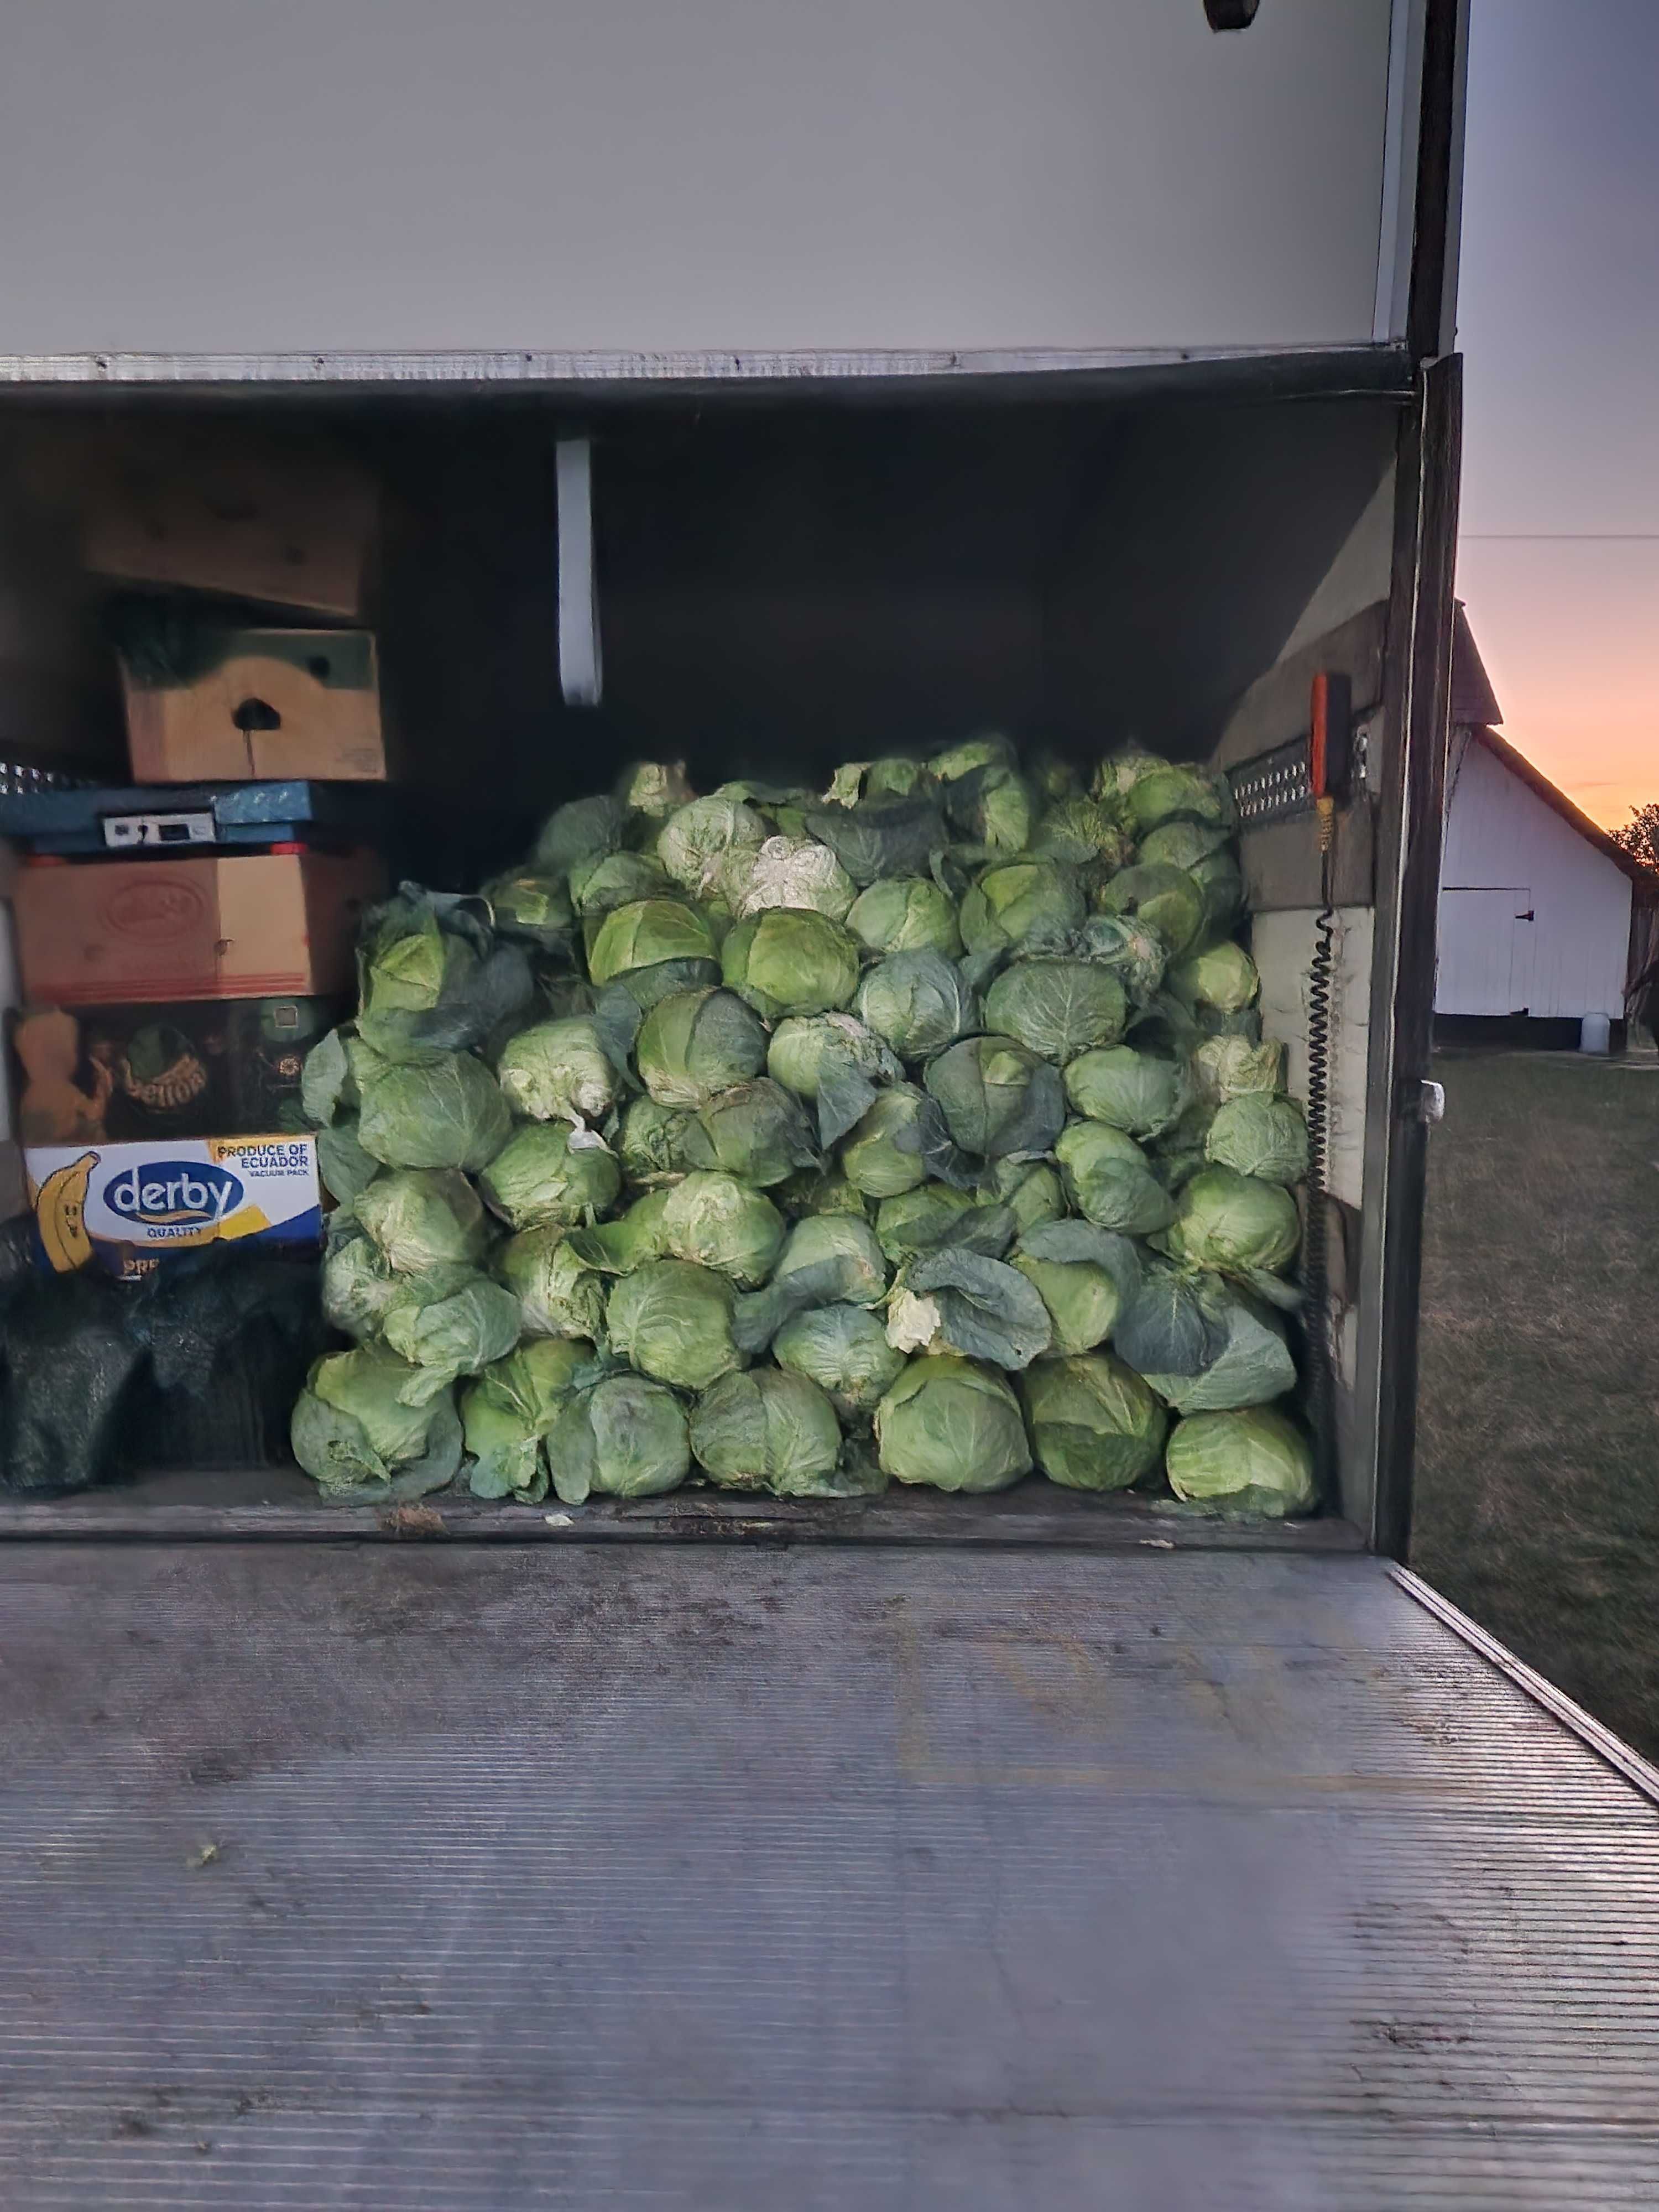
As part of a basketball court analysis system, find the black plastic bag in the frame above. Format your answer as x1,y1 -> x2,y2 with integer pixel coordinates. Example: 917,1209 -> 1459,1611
0,1255 -> 147,1498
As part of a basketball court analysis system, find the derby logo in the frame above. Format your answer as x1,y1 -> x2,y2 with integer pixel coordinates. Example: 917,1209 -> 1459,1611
106,1159 -> 242,1226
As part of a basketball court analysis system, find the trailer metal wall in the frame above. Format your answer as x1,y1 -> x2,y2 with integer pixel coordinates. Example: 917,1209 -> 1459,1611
0,1 -> 1409,361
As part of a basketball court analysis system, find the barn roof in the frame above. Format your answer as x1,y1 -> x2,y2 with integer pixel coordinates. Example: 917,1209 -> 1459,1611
1470,723 -> 1659,896
1451,603 -> 1503,726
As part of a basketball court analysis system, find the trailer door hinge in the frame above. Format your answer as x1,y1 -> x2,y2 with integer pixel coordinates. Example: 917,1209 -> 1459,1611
1399,1077 -> 1446,1126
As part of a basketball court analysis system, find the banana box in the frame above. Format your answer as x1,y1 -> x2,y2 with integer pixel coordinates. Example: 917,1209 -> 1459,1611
25,1134 -> 323,1280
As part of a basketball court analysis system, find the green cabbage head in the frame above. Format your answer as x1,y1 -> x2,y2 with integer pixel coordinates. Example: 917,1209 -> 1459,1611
1160,1166 -> 1301,1276
1054,1121 -> 1177,1235
291,1347 -> 463,1499
1120,760 -> 1233,835
1172,941 -> 1259,1013
587,899 -> 718,987
567,848 -> 674,921
766,1014 -> 899,1146
959,859 -> 1086,957
495,1018 -> 620,1124
679,1078 -> 818,1187
637,987 -> 769,1108
772,1213 -> 889,1309
566,1189 -> 672,1274
773,1303 -> 907,1420
766,1014 -> 890,1102
355,1050 -> 511,1172
658,1171 -> 787,1287
1010,1220 -> 1140,1356
1204,1094 -> 1309,1186
356,1168 -> 491,1275
989,1157 -> 1067,1234
873,1183 -> 977,1265
1076,913 -> 1168,1003
547,1374 -> 691,1504
884,1250 -> 1052,1369
738,835 -> 858,921
461,1338 -> 592,1501
606,1259 -> 746,1390
655,795 -> 769,899
1032,797 -> 1131,871
947,764 -> 1037,853
1138,1284 -> 1296,1413
855,952 -> 976,1061
774,1167 -> 871,1218
320,1223 -> 400,1340
614,757 -> 695,821
928,735 -> 1015,784
846,877 -> 963,957
721,909 -> 862,1018
874,1354 -> 1031,1491
1095,864 -> 1207,961
1134,817 -> 1231,872
839,1086 -> 932,1198
1019,1354 -> 1167,1491
478,1121 -> 621,1230
616,1097 -> 695,1183
983,958 -> 1128,1064
531,792 -> 628,874
730,1213 -> 891,1352
497,1225 -> 609,1339
481,871 -> 573,951
1193,1034 -> 1285,1106
380,1277 -> 523,1402
1165,1407 -> 1315,1516
924,1034 -> 1066,1158
1063,1046 -> 1191,1140
688,1367 -> 844,1494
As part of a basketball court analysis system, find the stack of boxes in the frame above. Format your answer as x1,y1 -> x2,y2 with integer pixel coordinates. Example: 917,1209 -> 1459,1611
2,429 -> 391,1282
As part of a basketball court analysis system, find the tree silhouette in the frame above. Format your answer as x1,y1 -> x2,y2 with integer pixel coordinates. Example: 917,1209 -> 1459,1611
1611,803 -> 1659,875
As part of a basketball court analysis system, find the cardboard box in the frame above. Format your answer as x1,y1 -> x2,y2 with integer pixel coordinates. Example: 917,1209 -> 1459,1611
122,628 -> 387,784
82,425 -> 375,619
12,997 -> 341,1146
25,1134 -> 324,1280
11,848 -> 384,1006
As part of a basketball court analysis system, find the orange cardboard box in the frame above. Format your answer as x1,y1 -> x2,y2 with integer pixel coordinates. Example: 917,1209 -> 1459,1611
82,424 -> 375,620
122,628 -> 387,784
11,849 -> 384,1006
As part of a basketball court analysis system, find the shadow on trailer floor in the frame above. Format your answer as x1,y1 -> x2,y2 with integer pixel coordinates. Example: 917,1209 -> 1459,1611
0,1468 -> 1363,1546
1,1544 -> 1656,2208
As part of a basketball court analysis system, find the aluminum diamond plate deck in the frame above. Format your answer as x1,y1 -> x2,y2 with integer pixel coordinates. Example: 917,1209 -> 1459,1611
1,1546 -> 1655,2209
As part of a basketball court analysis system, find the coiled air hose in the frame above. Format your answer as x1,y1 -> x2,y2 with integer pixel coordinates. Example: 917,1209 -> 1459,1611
1302,795 -> 1337,1490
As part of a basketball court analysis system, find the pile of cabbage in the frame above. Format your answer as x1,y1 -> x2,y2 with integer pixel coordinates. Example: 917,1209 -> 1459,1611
291,740 -> 1316,1518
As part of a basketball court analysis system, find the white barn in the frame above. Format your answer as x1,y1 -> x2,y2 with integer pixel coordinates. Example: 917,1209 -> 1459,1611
1436,613 -> 1652,1046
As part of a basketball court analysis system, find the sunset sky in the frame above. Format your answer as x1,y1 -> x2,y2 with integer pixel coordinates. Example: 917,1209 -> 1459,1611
1455,0 -> 1659,833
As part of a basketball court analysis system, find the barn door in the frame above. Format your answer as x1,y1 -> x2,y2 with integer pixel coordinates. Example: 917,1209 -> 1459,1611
1436,886 -> 1534,1014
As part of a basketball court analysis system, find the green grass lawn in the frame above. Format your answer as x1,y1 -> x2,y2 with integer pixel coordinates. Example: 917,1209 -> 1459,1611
1412,1047 -> 1659,1761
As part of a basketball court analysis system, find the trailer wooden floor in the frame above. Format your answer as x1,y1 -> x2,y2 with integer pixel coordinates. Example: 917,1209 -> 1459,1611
2,1545 -> 1656,2209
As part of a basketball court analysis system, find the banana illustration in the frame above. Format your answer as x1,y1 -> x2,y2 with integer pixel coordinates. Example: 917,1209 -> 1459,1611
34,1152 -> 97,1273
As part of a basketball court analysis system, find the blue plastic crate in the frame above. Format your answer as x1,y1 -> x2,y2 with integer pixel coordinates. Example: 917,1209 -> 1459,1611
0,779 -> 401,855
